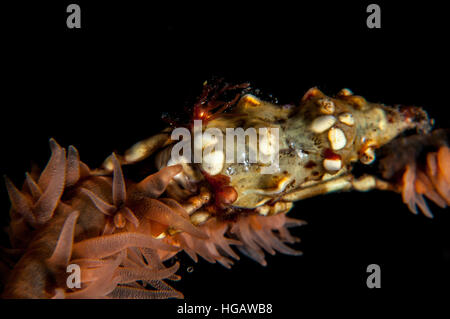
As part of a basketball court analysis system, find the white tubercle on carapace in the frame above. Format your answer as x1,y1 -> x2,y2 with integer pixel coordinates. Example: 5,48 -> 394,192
201,150 -> 225,175
310,115 -> 336,133
323,157 -> 342,171
328,128 -> 347,150
338,112 -> 355,126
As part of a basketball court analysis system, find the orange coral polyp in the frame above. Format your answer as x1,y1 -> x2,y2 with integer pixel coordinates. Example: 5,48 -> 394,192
401,146 -> 450,218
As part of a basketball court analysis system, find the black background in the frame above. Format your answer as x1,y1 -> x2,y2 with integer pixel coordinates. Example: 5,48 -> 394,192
1,0 -> 449,313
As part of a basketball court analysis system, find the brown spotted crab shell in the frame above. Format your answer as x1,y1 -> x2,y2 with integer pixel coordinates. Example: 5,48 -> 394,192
195,88 -> 431,209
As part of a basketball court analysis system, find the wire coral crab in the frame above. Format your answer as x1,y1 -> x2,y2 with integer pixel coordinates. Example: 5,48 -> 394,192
1,81 -> 449,299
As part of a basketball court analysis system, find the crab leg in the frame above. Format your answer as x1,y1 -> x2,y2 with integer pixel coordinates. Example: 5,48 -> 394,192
101,128 -> 174,171
281,174 -> 393,203
180,187 -> 212,215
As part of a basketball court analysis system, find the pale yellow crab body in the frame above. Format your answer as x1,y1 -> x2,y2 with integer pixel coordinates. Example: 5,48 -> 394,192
200,88 -> 429,209
103,87 -> 430,217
